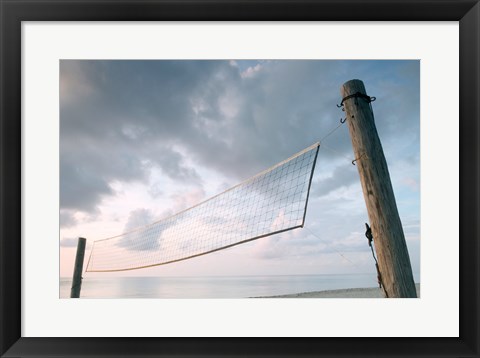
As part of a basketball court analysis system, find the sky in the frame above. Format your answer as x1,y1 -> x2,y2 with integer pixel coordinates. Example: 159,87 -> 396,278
59,60 -> 420,280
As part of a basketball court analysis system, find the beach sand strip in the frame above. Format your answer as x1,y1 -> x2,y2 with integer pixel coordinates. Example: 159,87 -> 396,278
254,283 -> 420,298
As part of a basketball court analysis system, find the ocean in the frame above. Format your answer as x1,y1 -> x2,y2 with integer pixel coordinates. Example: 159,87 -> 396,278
60,273 -> 420,299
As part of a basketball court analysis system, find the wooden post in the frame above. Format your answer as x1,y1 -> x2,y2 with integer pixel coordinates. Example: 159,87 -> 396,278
341,79 -> 417,298
70,237 -> 86,298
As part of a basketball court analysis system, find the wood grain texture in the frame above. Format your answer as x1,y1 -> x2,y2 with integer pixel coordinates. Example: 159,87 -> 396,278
341,79 -> 417,298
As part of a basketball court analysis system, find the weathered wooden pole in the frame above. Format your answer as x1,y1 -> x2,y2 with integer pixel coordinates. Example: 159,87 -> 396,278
340,79 -> 417,298
70,237 -> 86,298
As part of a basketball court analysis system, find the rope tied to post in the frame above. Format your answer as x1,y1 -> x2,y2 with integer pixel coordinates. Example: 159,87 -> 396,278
337,92 -> 376,124
365,223 -> 388,298
337,92 -> 376,108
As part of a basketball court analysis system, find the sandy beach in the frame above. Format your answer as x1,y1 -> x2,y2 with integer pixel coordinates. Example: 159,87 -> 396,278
256,283 -> 420,298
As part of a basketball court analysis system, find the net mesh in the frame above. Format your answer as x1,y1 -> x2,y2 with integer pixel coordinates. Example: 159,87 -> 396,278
86,143 -> 319,272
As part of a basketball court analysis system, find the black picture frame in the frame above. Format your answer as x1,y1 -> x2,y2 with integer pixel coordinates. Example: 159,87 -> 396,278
1,0 -> 478,357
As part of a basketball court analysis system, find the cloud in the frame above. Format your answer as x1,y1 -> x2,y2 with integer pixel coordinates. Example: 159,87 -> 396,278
116,208 -> 162,251
160,187 -> 206,219
241,63 -> 263,78
59,59 -> 421,279
60,237 -> 81,247
60,60 -> 420,229
310,166 -> 359,198
60,60 -> 223,214
251,223 -> 372,262
60,157 -> 114,212
60,209 -> 77,228
149,149 -> 201,183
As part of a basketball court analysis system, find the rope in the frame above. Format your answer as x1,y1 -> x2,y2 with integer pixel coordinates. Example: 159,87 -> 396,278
337,91 -> 377,123
321,143 -> 354,165
319,122 -> 345,143
337,92 -> 376,108
365,223 -> 389,298
306,227 -> 366,273
306,225 -> 387,292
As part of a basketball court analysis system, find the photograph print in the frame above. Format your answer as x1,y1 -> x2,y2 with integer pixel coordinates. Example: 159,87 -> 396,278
59,60 -> 420,299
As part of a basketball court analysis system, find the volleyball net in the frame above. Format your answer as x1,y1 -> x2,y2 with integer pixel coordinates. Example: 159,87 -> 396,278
86,143 -> 320,272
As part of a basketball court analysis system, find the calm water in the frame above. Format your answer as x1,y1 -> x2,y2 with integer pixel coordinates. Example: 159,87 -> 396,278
60,273 -> 420,298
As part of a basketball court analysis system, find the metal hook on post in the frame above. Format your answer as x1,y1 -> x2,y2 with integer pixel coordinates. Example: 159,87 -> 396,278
352,152 -> 366,166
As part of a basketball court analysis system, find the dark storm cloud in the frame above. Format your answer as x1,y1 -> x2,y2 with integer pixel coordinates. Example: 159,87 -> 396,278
60,60 -> 226,212
60,60 -> 419,214
60,157 -> 114,212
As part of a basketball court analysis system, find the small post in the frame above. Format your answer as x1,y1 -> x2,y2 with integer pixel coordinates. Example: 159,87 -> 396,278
341,79 -> 417,298
70,237 -> 86,298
